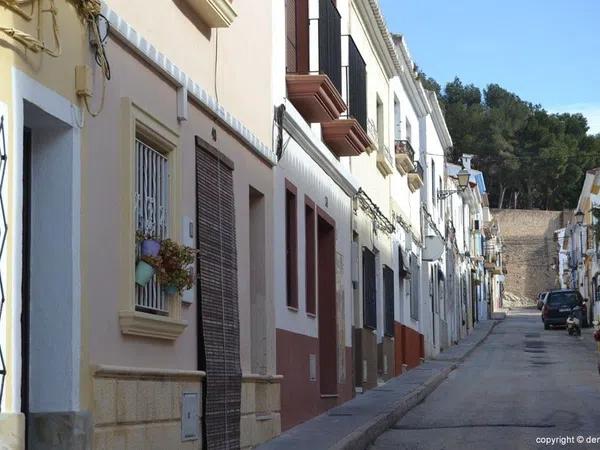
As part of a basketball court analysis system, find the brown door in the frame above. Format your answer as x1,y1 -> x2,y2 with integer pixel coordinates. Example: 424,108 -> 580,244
317,213 -> 337,395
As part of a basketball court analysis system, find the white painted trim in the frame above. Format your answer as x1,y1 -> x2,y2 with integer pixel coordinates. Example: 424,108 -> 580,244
353,0 -> 396,78
426,90 -> 453,150
101,3 -> 277,166
281,101 -> 359,197
10,68 -> 82,412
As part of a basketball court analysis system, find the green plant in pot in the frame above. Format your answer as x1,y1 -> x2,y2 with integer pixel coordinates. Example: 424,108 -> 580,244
155,239 -> 197,295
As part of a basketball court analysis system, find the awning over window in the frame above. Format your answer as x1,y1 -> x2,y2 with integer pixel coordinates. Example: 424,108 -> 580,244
399,245 -> 411,279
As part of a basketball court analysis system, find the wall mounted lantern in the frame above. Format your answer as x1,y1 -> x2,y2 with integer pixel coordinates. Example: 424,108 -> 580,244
438,167 -> 470,200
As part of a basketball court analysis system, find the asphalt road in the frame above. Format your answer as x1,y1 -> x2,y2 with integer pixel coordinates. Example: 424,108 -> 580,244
371,309 -> 600,450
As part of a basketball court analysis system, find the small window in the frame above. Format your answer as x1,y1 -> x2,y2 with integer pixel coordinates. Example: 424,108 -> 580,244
135,138 -> 169,315
406,118 -> 412,144
286,183 -> 298,309
431,160 -> 436,206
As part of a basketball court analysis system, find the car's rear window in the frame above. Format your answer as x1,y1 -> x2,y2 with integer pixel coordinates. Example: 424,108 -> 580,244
547,292 -> 579,306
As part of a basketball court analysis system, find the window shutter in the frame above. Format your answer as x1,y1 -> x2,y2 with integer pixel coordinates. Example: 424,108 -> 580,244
196,143 -> 241,449
383,266 -> 394,337
285,0 -> 297,73
362,248 -> 376,329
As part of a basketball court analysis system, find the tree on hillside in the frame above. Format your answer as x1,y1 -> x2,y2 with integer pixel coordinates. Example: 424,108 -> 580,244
427,75 -> 600,210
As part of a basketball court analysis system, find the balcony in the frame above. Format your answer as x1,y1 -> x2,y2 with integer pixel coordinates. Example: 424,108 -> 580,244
286,0 -> 346,124
376,144 -> 394,176
183,0 -> 237,28
394,139 -> 415,175
407,161 -> 424,192
286,74 -> 346,123
321,119 -> 371,157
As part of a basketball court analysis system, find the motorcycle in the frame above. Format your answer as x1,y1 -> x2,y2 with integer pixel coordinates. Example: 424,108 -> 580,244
566,304 -> 583,337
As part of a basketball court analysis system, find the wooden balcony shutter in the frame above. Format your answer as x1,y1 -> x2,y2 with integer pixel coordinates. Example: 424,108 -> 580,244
195,140 -> 241,449
285,0 -> 297,73
362,248 -> 377,329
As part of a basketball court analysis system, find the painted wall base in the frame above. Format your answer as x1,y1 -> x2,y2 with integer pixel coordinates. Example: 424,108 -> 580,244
240,374 -> 282,448
377,336 -> 395,382
276,329 -> 353,431
28,411 -> 92,450
0,413 -> 25,450
353,327 -> 378,391
92,365 -> 205,450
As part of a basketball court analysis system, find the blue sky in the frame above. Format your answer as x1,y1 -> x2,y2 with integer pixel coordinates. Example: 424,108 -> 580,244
379,0 -> 600,134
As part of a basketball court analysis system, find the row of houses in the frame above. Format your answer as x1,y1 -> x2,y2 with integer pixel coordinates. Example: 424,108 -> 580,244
0,0 -> 505,448
556,168 -> 600,324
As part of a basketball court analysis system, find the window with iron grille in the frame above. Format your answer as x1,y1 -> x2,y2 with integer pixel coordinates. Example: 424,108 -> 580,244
362,248 -> 376,329
135,139 -> 169,315
410,255 -> 419,320
383,265 -> 394,337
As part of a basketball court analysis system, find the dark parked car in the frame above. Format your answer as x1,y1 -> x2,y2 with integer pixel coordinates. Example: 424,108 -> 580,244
542,289 -> 587,330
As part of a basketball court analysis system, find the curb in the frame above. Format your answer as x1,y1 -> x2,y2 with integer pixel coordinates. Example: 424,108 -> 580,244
332,320 -> 501,450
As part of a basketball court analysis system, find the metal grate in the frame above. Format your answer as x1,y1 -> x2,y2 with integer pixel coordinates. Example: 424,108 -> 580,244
0,113 -> 7,410
135,139 -> 169,315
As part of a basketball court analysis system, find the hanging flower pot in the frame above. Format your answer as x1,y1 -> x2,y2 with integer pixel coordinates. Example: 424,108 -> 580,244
162,284 -> 178,296
135,260 -> 155,286
141,239 -> 161,257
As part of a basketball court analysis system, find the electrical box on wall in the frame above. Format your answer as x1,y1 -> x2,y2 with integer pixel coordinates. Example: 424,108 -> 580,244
181,392 -> 200,441
75,65 -> 93,98
182,216 -> 195,304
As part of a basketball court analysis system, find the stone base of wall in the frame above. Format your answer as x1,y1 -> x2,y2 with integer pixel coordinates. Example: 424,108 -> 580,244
92,365 -> 205,450
240,374 -> 282,449
28,411 -> 92,450
377,336 -> 394,382
353,327 -> 377,391
0,412 -> 25,450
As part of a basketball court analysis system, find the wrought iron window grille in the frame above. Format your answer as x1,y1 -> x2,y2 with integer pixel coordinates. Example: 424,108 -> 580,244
355,188 -> 395,235
0,113 -> 7,409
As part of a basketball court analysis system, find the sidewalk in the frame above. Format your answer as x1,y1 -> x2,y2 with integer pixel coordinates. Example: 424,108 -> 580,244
258,320 -> 501,450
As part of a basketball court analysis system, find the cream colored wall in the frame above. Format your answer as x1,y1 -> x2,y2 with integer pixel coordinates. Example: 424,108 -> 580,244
87,38 -> 275,377
105,0 -> 273,146
0,1 -> 92,413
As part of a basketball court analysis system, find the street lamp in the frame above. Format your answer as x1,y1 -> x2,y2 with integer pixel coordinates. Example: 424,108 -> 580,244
438,167 -> 471,200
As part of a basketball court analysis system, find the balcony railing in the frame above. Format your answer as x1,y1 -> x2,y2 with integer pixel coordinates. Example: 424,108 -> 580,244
394,139 -> 415,161
376,143 -> 394,176
413,161 -> 424,179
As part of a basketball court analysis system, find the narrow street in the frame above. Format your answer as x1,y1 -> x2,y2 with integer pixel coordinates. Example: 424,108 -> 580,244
372,309 -> 600,450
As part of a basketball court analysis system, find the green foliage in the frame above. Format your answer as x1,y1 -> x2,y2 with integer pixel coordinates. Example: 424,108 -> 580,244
426,74 -> 600,209
155,239 -> 197,295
